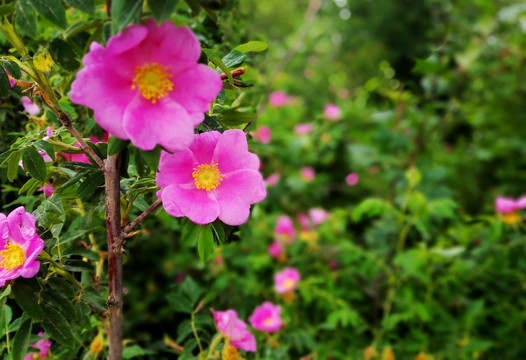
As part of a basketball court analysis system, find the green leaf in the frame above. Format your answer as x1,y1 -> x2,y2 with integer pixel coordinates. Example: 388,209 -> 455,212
197,225 -> 215,262
148,0 -> 179,23
41,304 -> 76,347
61,247 -> 100,261
111,0 -> 142,34
108,137 -> 129,156
64,0 -> 95,14
11,317 -> 32,360
75,302 -> 90,328
33,195 -> 65,227
15,0 -> 37,37
0,3 -> 16,17
34,140 -> 55,161
3,61 -> 21,79
219,110 -> 256,126
182,219 -> 201,246
202,48 -> 234,85
234,41 -> 268,53
75,171 -> 104,198
42,290 -> 77,322
352,198 -> 389,222
47,277 -> 76,299
54,170 -> 88,195
18,178 -> 39,195
181,277 -> 202,305
22,146 -> 47,181
123,344 -> 157,359
140,146 -> 161,172
13,283 -> 44,322
80,292 -> 107,312
62,260 -> 94,272
222,50 -> 246,68
7,150 -> 21,182
211,220 -> 225,244
30,0 -> 67,29
405,166 -> 422,188
184,0 -> 201,15
0,65 -> 11,98
49,38 -> 80,71
166,293 -> 193,314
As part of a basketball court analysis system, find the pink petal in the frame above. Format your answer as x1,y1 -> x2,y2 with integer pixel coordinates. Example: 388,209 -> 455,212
212,130 -> 254,174
161,184 -> 220,225
107,24 -> 148,54
217,170 -> 266,205
20,261 -> 40,278
156,150 -> 195,188
188,131 -> 220,164
217,194 -> 250,226
231,332 -> 257,352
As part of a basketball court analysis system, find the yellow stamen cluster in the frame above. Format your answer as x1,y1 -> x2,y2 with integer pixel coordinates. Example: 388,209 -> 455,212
222,344 -> 239,360
502,212 -> 521,225
0,242 -> 25,271
263,317 -> 273,326
132,63 -> 174,104
192,161 -> 225,191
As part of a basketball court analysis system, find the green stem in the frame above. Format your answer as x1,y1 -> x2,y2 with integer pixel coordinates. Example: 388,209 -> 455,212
206,334 -> 223,359
191,310 -> 204,354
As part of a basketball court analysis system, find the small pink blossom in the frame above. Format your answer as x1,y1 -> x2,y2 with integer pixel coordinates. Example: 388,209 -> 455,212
330,259 -> 338,270
274,215 -> 296,243
156,130 -> 266,226
309,208 -> 329,226
300,167 -> 315,182
21,96 -> 41,115
39,184 -> 54,197
269,91 -> 289,107
495,196 -> 526,214
210,309 -> 257,352
63,134 -> 108,163
70,20 -> 222,152
25,332 -> 52,360
294,123 -> 313,135
42,126 -> 53,141
324,104 -> 341,121
249,302 -> 282,333
297,213 -> 310,232
264,173 -> 280,186
0,207 -> 45,286
274,267 -> 301,294
346,172 -> 359,186
251,126 -> 271,144
268,241 -> 284,259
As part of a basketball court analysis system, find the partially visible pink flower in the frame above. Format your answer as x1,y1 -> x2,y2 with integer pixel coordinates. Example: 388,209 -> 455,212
24,332 -> 52,360
70,20 -> 222,152
346,172 -> 359,186
252,126 -> 271,144
269,91 -> 289,107
294,123 -> 313,135
330,259 -> 338,270
0,207 -> 45,286
309,208 -> 329,226
324,104 -> 341,121
63,134 -> 108,163
495,196 -> 526,214
300,167 -> 315,182
156,130 -> 266,226
274,215 -> 296,243
210,309 -> 257,352
264,173 -> 280,186
19,151 -> 53,170
297,213 -> 310,232
175,273 -> 186,283
268,241 -> 284,259
42,126 -> 53,141
249,302 -> 282,333
274,267 -> 301,294
4,69 -> 15,87
21,96 -> 41,115
39,184 -> 54,197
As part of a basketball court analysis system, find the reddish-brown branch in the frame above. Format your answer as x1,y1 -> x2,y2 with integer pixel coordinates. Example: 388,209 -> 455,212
121,199 -> 162,237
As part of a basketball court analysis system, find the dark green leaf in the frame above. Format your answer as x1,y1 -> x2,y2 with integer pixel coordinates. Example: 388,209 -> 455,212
41,304 -> 76,347
211,220 -> 225,244
33,195 -> 65,227
222,50 -> 246,68
7,150 -> 21,182
34,140 -> 55,161
80,292 -> 107,312
42,290 -> 77,322
12,317 -> 32,360
62,260 -> 94,272
75,302 -> 91,328
148,0 -> 179,23
18,178 -> 40,195
13,283 -> 44,322
197,225 -> 215,262
199,0 -> 227,10
0,65 -> 11,98
234,41 -> 268,53
54,170 -> 89,194
111,0 -> 142,34
140,146 -> 161,172
75,171 -> 104,198
181,277 -> 202,305
30,0 -> 67,29
3,61 -> 21,79
182,219 -> 200,246
166,293 -> 193,314
108,137 -> 129,156
86,141 -> 104,163
61,247 -> 100,261
22,146 -> 47,181
184,0 -> 201,15
49,38 -> 80,71
202,48 -> 234,84
0,3 -> 16,17
219,110 -> 256,126
122,344 -> 157,358
15,0 -> 37,37
199,114 -> 222,132
47,277 -> 76,299
64,0 -> 95,14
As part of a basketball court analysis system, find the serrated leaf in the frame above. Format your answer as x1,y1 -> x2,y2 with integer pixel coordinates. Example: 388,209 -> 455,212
75,171 -> 104,198
64,0 -> 95,14
181,277 -> 202,305
42,290 -> 77,322
80,291 -> 107,312
11,317 -> 32,360
22,146 -> 47,181
30,0 -> 67,29
49,38 -> 80,71
15,0 -> 37,37
148,0 -> 179,23
234,41 -> 268,53
41,304 -> 75,347
3,61 -> 21,79
167,293 -> 193,314
34,140 -> 55,161
13,283 -> 44,322
47,277 -> 76,299
219,110 -> 256,126
222,50 -> 246,68
197,225 -> 215,262
108,137 -> 129,156
0,65 -> 11,98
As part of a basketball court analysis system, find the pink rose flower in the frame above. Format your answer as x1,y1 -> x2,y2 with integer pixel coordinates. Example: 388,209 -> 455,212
346,172 -> 359,186
63,134 -> 108,163
275,215 -> 296,243
39,184 -> 54,197
495,196 -> 526,214
297,213 -> 310,231
274,267 -> 301,294
156,130 -> 266,226
0,207 -> 44,286
300,167 -> 315,182
294,123 -> 313,135
268,240 -> 284,259
210,309 -> 257,352
25,332 -> 52,360
252,126 -> 271,144
249,302 -> 282,333
21,96 -> 41,115
269,91 -> 289,107
324,104 -> 341,121
42,126 -> 53,141
308,208 -> 329,226
264,173 -> 280,187
70,19 -> 222,152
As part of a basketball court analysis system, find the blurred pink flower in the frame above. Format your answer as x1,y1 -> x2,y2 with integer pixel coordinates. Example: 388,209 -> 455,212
25,332 -> 52,360
274,215 -> 296,243
297,213 -> 310,231
252,126 -> 271,144
156,130 -> 266,226
42,126 -> 53,141
294,123 -> 313,135
495,196 -> 526,214
63,134 -> 108,163
269,91 -> 289,107
309,208 -> 329,226
274,267 -> 301,294
330,259 -> 338,270
39,184 -> 54,197
264,173 -> 280,186
70,20 -> 221,152
0,207 -> 44,286
324,104 -> 341,121
300,167 -> 315,182
249,302 -> 282,333
21,96 -> 40,115
346,172 -> 359,186
210,309 -> 257,352
268,240 -> 284,259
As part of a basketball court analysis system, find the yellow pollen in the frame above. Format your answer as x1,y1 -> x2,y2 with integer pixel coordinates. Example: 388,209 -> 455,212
132,63 -> 174,104
0,242 -> 25,271
502,212 -> 521,225
283,279 -> 294,290
264,317 -> 273,326
192,161 -> 225,191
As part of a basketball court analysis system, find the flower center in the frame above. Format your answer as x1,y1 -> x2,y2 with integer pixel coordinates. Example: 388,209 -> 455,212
283,279 -> 294,290
263,317 -> 273,326
503,212 -> 521,225
132,63 -> 174,104
0,242 -> 25,271
192,161 -> 225,191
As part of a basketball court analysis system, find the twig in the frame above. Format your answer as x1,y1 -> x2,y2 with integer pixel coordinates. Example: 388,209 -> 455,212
121,199 -> 162,237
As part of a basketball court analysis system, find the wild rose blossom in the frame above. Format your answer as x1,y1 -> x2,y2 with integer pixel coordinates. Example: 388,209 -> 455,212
269,91 -> 290,107
70,19 -> 222,152
309,208 -> 329,226
324,104 -> 341,121
0,207 -> 45,286
294,123 -> 313,135
24,332 -> 52,360
495,196 -> 526,214
39,184 -> 54,197
274,215 -> 296,243
264,173 -> 280,186
21,96 -> 41,115
251,126 -> 271,144
300,167 -> 315,182
346,172 -> 359,186
249,302 -> 282,333
210,309 -> 257,352
156,130 -> 266,226
268,240 -> 284,259
274,267 -> 301,294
